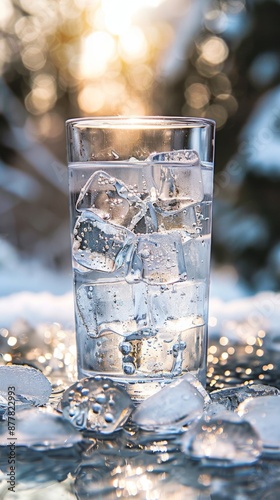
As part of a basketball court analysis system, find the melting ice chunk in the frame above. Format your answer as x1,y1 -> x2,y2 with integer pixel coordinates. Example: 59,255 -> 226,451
238,395 -> 280,456
182,410 -> 262,466
76,171 -> 146,230
0,365 -> 52,408
149,150 -> 204,214
210,384 -> 280,411
0,408 -> 82,448
73,210 -> 135,272
62,377 -> 134,433
127,232 -> 187,285
76,281 -> 149,338
132,373 -> 207,433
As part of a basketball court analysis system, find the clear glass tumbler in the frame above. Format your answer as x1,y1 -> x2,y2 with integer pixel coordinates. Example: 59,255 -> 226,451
66,117 -> 215,400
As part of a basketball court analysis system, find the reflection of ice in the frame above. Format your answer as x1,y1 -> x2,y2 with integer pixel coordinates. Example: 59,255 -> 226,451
62,377 -> 133,433
0,365 -> 52,408
76,170 -> 146,230
77,281 -> 149,338
0,408 -> 82,448
73,210 -> 135,272
132,373 -> 206,432
75,463 -> 185,500
127,232 -> 187,285
149,150 -> 204,214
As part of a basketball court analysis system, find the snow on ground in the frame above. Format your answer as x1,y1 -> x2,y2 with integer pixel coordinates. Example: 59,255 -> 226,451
0,238 -> 72,297
0,291 -> 74,329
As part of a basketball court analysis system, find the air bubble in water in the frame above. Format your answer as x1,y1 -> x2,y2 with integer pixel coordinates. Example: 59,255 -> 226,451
123,362 -> 136,375
119,341 -> 132,355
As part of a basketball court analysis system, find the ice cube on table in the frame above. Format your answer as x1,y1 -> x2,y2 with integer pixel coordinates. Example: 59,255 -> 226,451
132,373 -> 207,433
210,384 -> 280,411
73,210 -> 135,272
76,170 -> 146,230
62,377 -> 134,434
0,408 -> 82,448
182,410 -> 262,466
149,150 -> 204,214
237,395 -> 280,456
0,365 -> 52,408
76,281 -> 149,338
127,232 -> 187,285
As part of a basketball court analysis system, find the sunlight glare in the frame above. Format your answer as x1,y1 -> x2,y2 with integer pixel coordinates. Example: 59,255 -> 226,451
0,0 -> 14,29
80,31 -> 116,78
119,26 -> 148,62
102,0 -> 164,35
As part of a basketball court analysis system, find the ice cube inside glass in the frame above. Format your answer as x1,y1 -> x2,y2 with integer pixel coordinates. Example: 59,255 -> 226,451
66,117 -> 215,400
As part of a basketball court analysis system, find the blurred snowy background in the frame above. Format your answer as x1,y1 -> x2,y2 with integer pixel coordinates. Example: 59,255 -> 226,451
1,0 -> 280,303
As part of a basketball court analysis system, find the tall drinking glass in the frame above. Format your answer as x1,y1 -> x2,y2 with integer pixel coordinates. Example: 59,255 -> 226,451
66,117 -> 215,400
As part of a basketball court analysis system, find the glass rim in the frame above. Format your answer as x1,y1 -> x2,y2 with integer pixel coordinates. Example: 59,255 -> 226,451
66,115 -> 216,129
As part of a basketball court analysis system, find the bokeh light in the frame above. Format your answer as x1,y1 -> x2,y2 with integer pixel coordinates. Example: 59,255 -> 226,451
119,27 -> 148,63
0,0 -> 238,122
185,83 -> 210,110
79,31 -> 117,79
200,36 -> 229,65
78,84 -> 105,113
0,0 -> 14,30
102,0 -> 165,35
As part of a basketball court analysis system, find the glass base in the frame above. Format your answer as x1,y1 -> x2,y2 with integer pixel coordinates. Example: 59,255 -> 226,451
77,368 -> 206,402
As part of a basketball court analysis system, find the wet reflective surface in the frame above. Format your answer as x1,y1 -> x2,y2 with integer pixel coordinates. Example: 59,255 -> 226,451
1,316 -> 280,499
